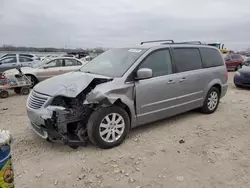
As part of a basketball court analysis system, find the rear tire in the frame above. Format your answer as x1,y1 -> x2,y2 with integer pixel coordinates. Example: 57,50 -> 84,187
21,87 -> 30,95
0,90 -> 9,98
87,105 -> 130,149
200,87 -> 220,114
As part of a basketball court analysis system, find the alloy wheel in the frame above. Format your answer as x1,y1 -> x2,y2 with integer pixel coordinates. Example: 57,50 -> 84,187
99,113 -> 125,143
207,91 -> 218,111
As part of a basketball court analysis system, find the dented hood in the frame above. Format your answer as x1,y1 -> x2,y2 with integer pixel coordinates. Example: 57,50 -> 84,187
33,71 -> 111,97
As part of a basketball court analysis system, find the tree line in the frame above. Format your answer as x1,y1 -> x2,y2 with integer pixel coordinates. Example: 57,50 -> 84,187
0,45 -> 106,53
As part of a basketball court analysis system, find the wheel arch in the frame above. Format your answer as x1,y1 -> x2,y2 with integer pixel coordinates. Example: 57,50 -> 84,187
114,99 -> 132,127
204,79 -> 222,102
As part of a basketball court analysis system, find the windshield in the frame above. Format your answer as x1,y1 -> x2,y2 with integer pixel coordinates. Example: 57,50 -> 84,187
80,48 -> 147,77
31,59 -> 48,68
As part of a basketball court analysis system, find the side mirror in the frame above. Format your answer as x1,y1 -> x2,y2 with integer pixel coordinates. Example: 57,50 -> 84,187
136,68 -> 153,80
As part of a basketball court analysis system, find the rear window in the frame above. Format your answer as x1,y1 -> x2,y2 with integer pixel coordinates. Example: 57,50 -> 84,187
200,48 -> 224,68
173,48 -> 202,72
231,54 -> 241,60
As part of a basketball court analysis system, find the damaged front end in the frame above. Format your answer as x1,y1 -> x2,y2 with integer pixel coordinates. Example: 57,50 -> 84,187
39,78 -> 112,148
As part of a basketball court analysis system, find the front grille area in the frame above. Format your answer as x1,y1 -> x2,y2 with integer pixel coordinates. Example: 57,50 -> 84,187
28,91 -> 49,109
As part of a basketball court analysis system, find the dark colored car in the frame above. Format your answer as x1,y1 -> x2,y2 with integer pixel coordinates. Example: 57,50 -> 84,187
225,54 -> 244,71
234,59 -> 250,88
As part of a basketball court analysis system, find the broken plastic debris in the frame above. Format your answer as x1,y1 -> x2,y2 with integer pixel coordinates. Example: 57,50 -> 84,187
0,129 -> 11,145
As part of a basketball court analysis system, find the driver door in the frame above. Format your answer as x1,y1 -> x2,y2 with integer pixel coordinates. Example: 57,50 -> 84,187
135,49 -> 181,125
36,59 -> 64,81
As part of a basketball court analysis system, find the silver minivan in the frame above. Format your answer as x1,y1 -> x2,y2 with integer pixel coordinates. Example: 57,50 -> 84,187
26,42 -> 228,149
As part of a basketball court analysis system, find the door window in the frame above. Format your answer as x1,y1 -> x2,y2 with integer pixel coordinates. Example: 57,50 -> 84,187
45,59 -> 63,68
64,59 -> 82,66
173,48 -> 202,72
139,49 -> 173,77
19,57 -> 33,62
0,57 -> 17,64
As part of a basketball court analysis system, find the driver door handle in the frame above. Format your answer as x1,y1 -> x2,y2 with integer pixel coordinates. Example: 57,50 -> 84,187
179,77 -> 186,82
167,80 -> 175,84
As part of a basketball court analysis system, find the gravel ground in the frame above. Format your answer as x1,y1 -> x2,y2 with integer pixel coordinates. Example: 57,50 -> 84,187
1,72 -> 250,188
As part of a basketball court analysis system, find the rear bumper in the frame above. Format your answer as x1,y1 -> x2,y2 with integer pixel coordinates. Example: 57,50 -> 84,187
226,64 -> 236,71
234,75 -> 250,87
221,84 -> 228,98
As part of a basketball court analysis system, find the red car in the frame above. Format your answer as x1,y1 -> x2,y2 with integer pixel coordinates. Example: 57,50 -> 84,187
225,54 -> 244,71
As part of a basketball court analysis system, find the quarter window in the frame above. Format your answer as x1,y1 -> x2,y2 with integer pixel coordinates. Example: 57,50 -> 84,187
139,49 -> 173,77
173,48 -> 202,72
200,48 -> 224,68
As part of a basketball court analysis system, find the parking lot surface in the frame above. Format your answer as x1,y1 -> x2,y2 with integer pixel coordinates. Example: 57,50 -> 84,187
0,72 -> 250,188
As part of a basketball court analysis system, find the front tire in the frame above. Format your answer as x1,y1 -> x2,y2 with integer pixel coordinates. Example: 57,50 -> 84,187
200,87 -> 220,114
87,105 -> 130,149
0,90 -> 9,98
14,87 -> 21,94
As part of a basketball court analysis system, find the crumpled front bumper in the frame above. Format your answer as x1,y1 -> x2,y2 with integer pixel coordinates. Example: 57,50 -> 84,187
27,103 -> 90,146
27,104 -> 69,139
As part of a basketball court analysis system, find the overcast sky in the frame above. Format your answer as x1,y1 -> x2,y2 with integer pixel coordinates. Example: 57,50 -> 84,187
0,0 -> 250,50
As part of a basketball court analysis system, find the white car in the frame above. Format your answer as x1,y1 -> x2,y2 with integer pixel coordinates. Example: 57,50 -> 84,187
4,57 -> 86,87
0,53 -> 40,60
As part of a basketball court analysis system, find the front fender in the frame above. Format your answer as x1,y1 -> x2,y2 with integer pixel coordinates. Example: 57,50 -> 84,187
85,85 -> 137,127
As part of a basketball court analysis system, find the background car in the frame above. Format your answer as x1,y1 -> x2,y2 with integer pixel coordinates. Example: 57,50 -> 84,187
4,57 -> 86,87
225,54 -> 244,71
0,54 -> 40,73
0,53 -> 40,60
234,58 -> 250,88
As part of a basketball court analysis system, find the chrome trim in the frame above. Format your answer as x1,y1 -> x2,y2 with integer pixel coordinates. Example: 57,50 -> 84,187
138,98 -> 203,117
141,91 -> 203,108
29,122 -> 48,139
28,91 -> 49,109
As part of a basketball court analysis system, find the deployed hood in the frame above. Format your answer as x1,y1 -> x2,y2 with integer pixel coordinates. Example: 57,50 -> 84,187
4,67 -> 37,75
33,71 -> 112,97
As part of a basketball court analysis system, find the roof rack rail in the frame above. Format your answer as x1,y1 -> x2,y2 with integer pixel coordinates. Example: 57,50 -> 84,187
140,40 -> 174,45
174,41 -> 202,44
